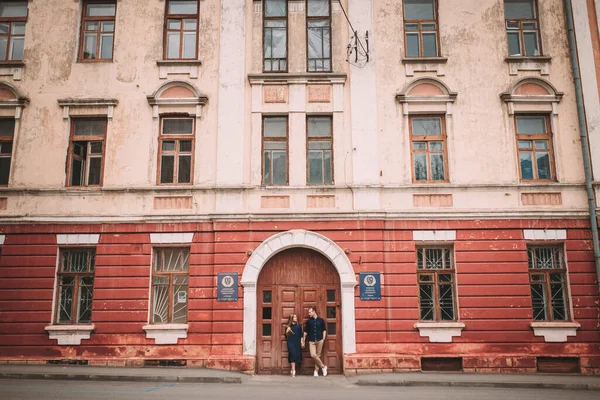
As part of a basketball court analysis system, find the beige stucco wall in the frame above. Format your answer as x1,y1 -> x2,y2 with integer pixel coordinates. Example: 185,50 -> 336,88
0,0 -> 592,221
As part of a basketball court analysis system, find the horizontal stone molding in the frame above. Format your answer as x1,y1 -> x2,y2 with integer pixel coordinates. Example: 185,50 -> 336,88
45,324 -> 94,345
58,98 -> 118,120
523,229 -> 566,241
414,322 -> 465,343
530,321 -> 580,342
143,324 -> 188,345
153,196 -> 193,210
149,232 -> 194,244
248,73 -> 347,85
0,62 -> 24,80
401,57 -> 448,77
505,56 -> 552,76
413,230 -> 456,242
56,234 -> 100,245
156,60 -> 202,79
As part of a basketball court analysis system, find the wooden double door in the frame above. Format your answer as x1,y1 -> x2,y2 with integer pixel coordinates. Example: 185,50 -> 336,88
256,248 -> 342,375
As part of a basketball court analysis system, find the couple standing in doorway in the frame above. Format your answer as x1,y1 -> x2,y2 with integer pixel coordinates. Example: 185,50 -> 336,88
285,307 -> 328,377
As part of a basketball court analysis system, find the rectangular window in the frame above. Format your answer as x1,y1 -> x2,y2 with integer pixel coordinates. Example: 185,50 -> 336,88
164,0 -> 199,60
262,116 -> 288,186
306,0 -> 331,72
67,119 -> 107,187
307,116 -> 333,185
0,119 -> 15,185
79,1 -> 116,61
151,248 -> 189,324
504,0 -> 541,56
55,249 -> 95,324
528,246 -> 569,321
158,117 -> 194,185
417,247 -> 456,321
263,0 -> 287,72
0,1 -> 28,61
515,115 -> 554,181
410,116 -> 447,182
403,0 -> 439,57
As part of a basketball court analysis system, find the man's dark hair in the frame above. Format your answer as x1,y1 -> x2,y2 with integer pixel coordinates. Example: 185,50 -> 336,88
309,306 -> 318,315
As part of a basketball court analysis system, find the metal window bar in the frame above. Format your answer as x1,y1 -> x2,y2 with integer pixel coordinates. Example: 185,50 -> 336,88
56,249 -> 96,324
528,247 -> 569,322
152,248 -> 190,324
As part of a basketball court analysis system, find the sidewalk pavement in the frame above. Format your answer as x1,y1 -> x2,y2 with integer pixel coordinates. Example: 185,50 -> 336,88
1,364 -> 600,391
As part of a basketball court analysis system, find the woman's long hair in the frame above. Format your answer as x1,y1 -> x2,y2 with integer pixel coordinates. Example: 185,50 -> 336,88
285,314 -> 297,337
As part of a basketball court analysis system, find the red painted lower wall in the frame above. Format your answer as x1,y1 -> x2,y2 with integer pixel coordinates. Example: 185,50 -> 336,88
0,219 -> 598,375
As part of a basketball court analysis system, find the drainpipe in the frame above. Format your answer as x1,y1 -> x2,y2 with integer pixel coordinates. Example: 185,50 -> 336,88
563,0 -> 600,292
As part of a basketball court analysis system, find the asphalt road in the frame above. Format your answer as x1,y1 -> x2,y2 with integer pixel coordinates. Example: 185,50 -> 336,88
0,378 -> 598,400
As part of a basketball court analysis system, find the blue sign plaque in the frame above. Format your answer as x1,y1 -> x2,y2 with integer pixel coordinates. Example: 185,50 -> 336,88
359,272 -> 381,301
217,273 -> 238,302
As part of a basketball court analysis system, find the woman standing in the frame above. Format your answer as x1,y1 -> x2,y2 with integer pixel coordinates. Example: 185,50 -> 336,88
285,314 -> 302,377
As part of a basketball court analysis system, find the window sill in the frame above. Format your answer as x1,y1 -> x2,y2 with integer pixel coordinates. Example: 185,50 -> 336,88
504,56 -> 551,76
401,57 -> 447,77
530,321 -> 580,342
157,60 -> 202,79
0,61 -> 24,80
45,324 -> 94,345
143,323 -> 188,345
414,321 -> 465,343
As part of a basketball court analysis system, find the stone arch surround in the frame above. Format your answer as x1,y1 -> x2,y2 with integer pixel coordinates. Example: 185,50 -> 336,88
240,230 -> 358,356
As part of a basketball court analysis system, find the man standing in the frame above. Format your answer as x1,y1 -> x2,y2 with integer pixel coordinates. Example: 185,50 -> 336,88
302,306 -> 327,377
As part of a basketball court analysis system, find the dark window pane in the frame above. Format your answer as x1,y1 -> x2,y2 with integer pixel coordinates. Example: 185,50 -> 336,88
404,0 -> 435,20
0,157 -> 10,185
163,119 -> 194,135
262,307 -> 272,320
57,281 -> 74,323
0,2 -> 27,18
264,117 -> 287,138
327,289 -> 335,302
162,141 -> 176,151
507,32 -> 521,56
417,249 -> 424,269
524,31 -> 539,56
178,155 -> 191,183
71,158 -> 83,186
439,284 -> 455,321
265,0 -> 286,17
422,32 -> 437,56
504,0 -> 535,19
530,283 -> 547,321
74,120 -> 105,137
263,291 -> 272,303
414,153 -> 428,181
519,152 -> 534,179
262,323 -> 271,337
77,282 -> 94,323
180,140 -> 192,152
169,0 -> 198,14
536,152 -> 551,180
326,306 -> 336,319
87,156 -> 102,185
0,120 -> 15,137
87,3 -> 116,17
90,142 -> 103,154
161,155 -> 175,183
327,322 -> 336,335
430,153 -> 445,181
419,284 -> 434,320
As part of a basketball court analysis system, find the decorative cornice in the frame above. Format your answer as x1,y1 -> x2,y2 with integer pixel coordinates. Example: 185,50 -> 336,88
57,98 -> 119,107
248,73 -> 347,85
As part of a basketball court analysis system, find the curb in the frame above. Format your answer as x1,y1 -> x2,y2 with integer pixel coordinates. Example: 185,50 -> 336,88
0,373 -> 242,384
356,380 -> 600,391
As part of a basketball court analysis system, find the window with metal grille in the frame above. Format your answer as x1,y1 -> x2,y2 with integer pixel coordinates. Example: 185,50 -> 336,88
306,0 -> 331,72
528,246 -> 569,321
55,249 -> 95,324
0,1 -> 28,61
403,0 -> 439,57
79,1 -> 116,61
263,0 -> 287,72
151,248 -> 189,324
504,0 -> 542,56
417,247 -> 456,321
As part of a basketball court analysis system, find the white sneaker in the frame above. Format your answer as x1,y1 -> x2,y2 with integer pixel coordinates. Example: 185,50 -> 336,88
322,366 -> 328,377
313,370 -> 319,377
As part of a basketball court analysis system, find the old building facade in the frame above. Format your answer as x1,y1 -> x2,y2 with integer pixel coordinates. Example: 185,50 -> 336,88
0,0 -> 598,375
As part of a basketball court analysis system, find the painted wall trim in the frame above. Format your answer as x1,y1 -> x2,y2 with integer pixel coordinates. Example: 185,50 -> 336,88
530,321 -> 580,342
523,229 -> 567,240
149,233 -> 194,244
45,324 -> 94,345
413,230 -> 456,241
241,229 -> 358,356
56,234 -> 100,245
414,322 -> 465,343
143,324 -> 188,345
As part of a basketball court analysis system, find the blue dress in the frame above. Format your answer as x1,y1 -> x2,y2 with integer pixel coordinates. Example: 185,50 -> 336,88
286,324 -> 303,364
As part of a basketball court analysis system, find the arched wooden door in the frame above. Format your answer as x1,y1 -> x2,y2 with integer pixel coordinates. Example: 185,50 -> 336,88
256,248 -> 342,375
